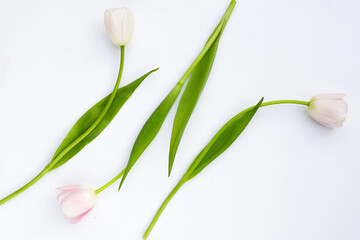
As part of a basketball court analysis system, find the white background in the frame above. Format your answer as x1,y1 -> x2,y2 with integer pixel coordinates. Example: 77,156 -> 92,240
0,0 -> 359,239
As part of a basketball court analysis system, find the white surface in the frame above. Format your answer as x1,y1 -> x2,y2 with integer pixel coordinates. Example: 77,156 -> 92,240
0,0 -> 359,239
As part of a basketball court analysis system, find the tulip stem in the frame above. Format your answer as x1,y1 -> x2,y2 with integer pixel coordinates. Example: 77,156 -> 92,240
0,46 -> 125,205
49,46 -> 125,168
259,100 -> 309,107
177,0 -> 236,86
95,169 -> 125,194
0,164 -> 52,205
142,99 -> 310,239
143,178 -> 186,240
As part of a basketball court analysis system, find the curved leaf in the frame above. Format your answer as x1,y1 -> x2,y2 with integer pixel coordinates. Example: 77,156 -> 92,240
119,0 -> 237,190
185,97 -> 263,180
168,0 -> 237,176
118,81 -> 184,188
168,35 -> 221,176
143,97 -> 265,240
49,68 -> 158,170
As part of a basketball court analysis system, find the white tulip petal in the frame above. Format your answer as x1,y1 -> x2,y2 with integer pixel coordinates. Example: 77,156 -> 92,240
308,93 -> 347,128
311,93 -> 346,101
104,8 -> 134,46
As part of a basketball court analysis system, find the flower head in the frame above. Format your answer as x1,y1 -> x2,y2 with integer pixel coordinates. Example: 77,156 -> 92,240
104,8 -> 134,46
308,93 -> 347,128
57,185 -> 97,224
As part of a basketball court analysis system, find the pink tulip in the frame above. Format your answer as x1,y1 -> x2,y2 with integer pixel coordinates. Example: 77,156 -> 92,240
308,93 -> 347,128
57,185 -> 98,223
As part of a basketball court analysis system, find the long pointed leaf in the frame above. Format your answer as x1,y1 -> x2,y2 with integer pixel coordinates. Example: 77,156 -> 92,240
168,1 -> 236,176
186,98 -> 264,180
118,81 -> 184,187
168,35 -> 221,176
143,97 -> 263,240
119,0 -> 237,190
49,68 -> 158,170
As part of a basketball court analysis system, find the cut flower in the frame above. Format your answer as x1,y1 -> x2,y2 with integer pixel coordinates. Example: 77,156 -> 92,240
57,185 -> 98,224
308,93 -> 347,128
105,8 -> 134,46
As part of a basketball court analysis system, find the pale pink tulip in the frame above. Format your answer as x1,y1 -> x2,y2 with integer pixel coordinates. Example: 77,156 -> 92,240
308,93 -> 347,128
57,185 -> 98,223
104,8 -> 134,46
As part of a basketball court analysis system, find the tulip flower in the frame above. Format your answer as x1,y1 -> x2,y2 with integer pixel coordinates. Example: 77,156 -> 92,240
54,93 -> 348,228
56,169 -> 125,223
0,7 -> 139,205
105,8 -> 134,46
57,185 -> 98,224
141,94 -> 348,239
308,94 -> 347,128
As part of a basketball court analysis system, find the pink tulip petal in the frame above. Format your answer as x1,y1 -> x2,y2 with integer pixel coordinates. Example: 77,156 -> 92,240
66,208 -> 94,224
57,185 -> 97,224
56,185 -> 87,191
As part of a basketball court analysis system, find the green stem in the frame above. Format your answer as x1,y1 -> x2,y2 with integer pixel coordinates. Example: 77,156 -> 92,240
142,99 -> 310,239
178,0 -> 236,85
0,164 -> 51,205
50,46 -> 125,167
260,99 -> 309,107
0,46 -> 125,205
183,99 -> 310,180
239,100 -> 310,119
143,178 -> 186,240
95,169 -> 125,194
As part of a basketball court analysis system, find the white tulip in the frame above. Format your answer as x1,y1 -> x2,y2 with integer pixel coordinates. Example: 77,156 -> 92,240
308,93 -> 347,128
104,8 -> 134,46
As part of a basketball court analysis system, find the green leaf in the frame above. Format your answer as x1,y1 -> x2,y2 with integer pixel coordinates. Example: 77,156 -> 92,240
118,81 -> 184,188
185,97 -> 264,180
49,68 -> 158,170
168,0 -> 237,176
168,35 -> 221,176
142,96 -> 265,240
119,0 -> 237,190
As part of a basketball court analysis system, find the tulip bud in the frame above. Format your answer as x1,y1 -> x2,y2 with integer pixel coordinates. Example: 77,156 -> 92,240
308,93 -> 347,128
104,8 -> 134,46
57,185 -> 98,224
